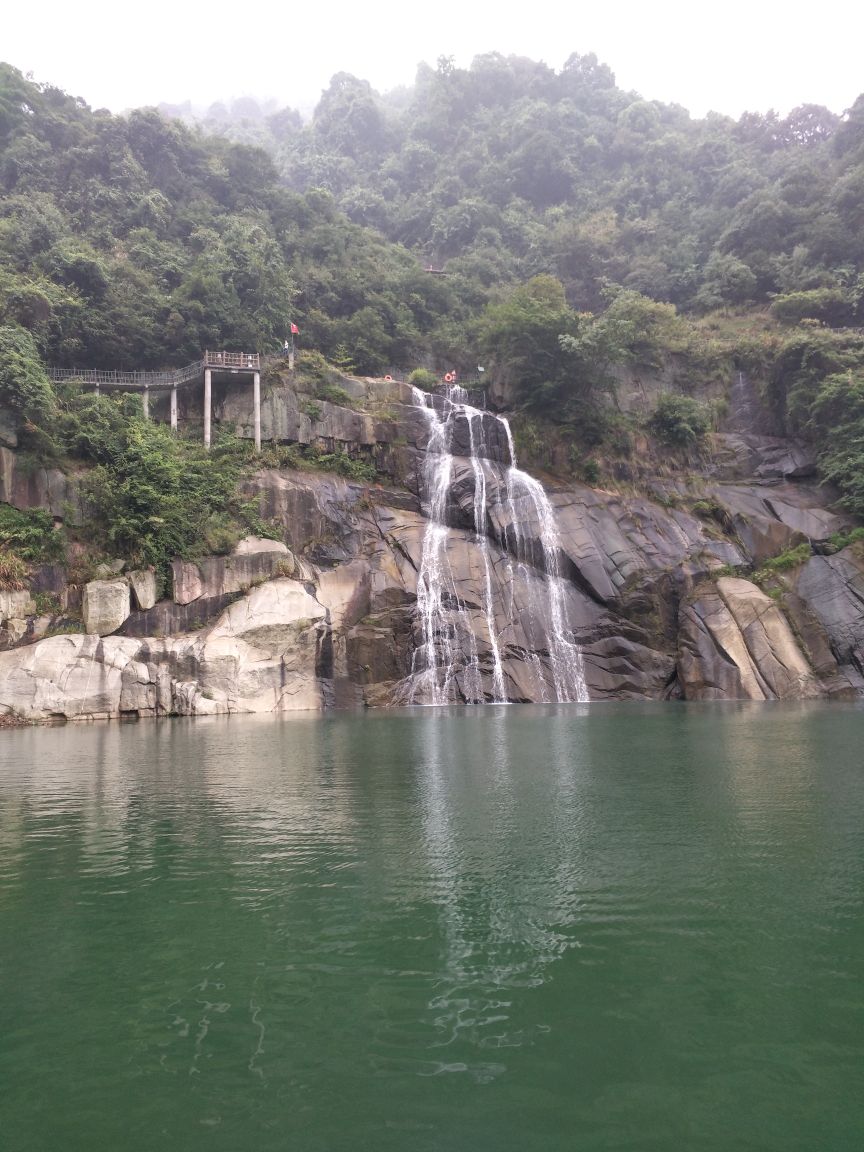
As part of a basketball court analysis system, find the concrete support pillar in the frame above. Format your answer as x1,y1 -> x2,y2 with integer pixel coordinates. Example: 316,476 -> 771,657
142,386 -> 149,420
204,368 -> 212,450
170,386 -> 178,431
288,349 -> 295,372
253,371 -> 261,452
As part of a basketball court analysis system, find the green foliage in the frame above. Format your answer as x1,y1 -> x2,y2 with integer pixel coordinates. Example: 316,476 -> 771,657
759,543 -> 813,572
43,392 -> 263,582
4,59 -> 864,557
330,344 -> 356,374
695,254 -> 757,311
0,325 -> 55,423
510,415 -> 547,466
257,440 -> 378,481
478,276 -> 582,409
0,503 -> 63,560
709,564 -> 741,580
407,367 -> 438,391
826,526 -> 864,552
304,445 -> 378,481
770,288 -> 856,327
647,394 -> 711,447
32,591 -> 61,615
752,542 -> 813,585
581,459 -> 600,485
3,57 -> 864,385
315,382 -> 353,407
257,443 -> 305,470
807,369 -> 864,517
691,498 -> 729,526
0,548 -> 29,589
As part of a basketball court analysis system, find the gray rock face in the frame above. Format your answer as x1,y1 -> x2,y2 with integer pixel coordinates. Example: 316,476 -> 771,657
82,580 -> 131,636
171,561 -> 203,605
678,578 -> 822,700
171,549 -> 296,607
430,404 -> 511,463
233,536 -> 289,556
120,592 -> 242,639
710,434 -> 817,481
0,446 -> 83,523
794,550 -> 864,680
705,481 -> 847,564
0,578 -> 328,720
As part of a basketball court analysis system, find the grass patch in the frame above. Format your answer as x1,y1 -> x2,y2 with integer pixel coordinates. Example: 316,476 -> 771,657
826,526 -> 864,553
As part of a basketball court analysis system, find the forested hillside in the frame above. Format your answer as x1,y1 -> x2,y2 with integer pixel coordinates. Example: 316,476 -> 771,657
173,53 -> 864,319
4,55 -> 864,525
0,63 -> 473,374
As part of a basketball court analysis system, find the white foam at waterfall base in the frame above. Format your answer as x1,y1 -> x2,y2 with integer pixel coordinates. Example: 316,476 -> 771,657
408,386 -> 588,705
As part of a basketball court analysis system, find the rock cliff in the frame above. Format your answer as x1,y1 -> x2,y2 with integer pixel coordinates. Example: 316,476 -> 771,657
1,374 -> 863,720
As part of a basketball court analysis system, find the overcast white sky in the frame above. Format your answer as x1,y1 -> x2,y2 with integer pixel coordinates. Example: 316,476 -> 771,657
5,0 -> 863,120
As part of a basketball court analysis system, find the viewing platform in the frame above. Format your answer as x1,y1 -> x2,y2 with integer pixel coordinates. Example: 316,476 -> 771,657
47,352 -> 264,450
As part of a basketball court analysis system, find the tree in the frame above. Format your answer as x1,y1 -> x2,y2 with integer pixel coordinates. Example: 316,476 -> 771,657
478,275 -> 579,405
0,325 -> 55,424
695,253 -> 757,310
648,393 -> 711,447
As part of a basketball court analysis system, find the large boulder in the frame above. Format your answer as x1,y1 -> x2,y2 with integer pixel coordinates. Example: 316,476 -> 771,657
82,580 -> 131,636
170,561 -> 204,605
127,569 -> 158,611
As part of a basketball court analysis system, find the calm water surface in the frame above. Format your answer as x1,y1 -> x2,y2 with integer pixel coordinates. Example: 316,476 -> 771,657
1,704 -> 863,1151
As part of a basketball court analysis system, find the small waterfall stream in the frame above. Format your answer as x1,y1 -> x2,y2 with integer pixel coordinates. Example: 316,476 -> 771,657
409,386 -> 588,705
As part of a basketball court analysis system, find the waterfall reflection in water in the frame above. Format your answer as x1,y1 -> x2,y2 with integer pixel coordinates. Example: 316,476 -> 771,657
409,386 -> 587,704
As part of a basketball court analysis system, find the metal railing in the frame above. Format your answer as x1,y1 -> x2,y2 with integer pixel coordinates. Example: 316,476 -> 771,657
47,353 -> 261,392
204,350 -> 260,371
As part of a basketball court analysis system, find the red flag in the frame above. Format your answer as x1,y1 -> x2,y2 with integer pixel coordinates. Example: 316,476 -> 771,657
290,323 -> 300,335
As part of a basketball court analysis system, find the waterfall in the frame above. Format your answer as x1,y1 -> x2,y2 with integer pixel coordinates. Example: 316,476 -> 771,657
409,386 -> 588,705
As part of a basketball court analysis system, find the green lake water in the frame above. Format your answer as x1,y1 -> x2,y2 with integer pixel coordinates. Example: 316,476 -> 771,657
1,703 -> 863,1151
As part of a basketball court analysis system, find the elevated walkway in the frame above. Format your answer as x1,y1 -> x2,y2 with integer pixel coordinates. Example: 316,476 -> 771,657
46,352 -> 263,449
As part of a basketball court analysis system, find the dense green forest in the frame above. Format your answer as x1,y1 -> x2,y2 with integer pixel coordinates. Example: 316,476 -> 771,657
3,52 -> 864,573
165,53 -> 864,319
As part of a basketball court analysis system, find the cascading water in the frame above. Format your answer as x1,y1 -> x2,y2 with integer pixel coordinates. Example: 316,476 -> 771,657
409,385 -> 588,705
502,422 -> 588,703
